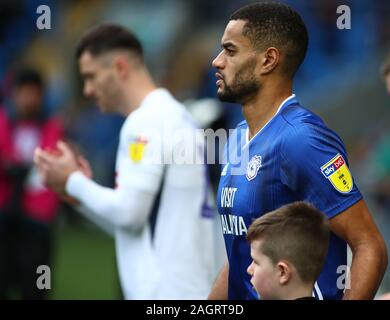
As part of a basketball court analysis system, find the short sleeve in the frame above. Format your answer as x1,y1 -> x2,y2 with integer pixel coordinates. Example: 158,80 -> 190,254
280,123 -> 362,219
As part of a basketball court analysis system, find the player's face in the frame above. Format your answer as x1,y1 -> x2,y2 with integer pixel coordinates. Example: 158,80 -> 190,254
79,51 -> 122,112
247,240 -> 280,300
212,20 -> 260,104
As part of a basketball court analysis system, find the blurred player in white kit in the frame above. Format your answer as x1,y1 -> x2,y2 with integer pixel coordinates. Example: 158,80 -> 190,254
34,23 -> 225,299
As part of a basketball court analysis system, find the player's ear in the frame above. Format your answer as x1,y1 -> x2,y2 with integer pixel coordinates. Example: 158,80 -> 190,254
258,47 -> 279,75
114,54 -> 130,80
277,260 -> 292,285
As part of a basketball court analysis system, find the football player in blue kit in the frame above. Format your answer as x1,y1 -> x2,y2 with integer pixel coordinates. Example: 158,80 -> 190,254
208,2 -> 387,300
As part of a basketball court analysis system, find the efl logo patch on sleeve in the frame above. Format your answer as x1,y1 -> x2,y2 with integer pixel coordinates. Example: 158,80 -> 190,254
320,154 -> 353,193
128,136 -> 148,163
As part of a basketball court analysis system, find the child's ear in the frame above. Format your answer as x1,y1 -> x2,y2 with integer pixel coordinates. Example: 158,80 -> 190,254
277,261 -> 292,285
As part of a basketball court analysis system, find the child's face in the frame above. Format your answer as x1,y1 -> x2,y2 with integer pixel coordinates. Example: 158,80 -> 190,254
247,240 -> 280,300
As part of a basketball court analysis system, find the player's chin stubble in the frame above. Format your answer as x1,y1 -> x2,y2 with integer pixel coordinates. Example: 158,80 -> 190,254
217,59 -> 260,104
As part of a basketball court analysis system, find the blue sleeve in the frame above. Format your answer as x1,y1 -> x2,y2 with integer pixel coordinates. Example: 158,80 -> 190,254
280,123 -> 363,219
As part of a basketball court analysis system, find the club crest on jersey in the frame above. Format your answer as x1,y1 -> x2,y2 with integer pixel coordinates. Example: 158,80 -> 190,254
320,154 -> 353,193
246,155 -> 262,181
128,136 -> 148,163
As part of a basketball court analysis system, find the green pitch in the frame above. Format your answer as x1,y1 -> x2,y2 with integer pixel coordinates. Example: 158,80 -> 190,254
49,222 -> 121,300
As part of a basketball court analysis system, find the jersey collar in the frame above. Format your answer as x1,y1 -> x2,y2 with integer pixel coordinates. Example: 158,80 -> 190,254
244,94 -> 297,147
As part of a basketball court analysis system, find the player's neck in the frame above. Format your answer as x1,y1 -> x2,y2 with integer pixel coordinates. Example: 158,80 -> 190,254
120,69 -> 157,116
242,80 -> 292,141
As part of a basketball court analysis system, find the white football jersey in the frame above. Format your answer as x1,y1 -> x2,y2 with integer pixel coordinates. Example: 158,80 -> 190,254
70,89 -> 225,299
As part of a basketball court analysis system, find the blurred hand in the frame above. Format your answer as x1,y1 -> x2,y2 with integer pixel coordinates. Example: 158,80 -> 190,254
34,140 -> 80,195
59,154 -> 93,206
77,154 -> 93,179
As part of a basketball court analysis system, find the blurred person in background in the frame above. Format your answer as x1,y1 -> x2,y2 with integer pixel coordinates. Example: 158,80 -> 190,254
371,54 -> 390,211
0,68 -> 64,299
371,53 -> 390,299
34,24 -> 224,299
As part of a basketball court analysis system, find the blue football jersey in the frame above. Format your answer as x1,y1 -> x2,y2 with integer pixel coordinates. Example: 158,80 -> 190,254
217,94 -> 362,300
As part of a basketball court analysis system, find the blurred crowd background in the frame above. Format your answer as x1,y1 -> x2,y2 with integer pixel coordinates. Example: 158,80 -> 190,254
1,0 -> 390,299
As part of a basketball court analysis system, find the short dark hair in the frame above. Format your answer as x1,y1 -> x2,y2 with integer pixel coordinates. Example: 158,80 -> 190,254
75,23 -> 144,60
13,68 -> 43,89
247,202 -> 329,283
230,2 -> 308,77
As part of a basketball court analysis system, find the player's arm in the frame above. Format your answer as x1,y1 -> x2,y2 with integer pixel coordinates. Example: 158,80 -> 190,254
66,171 -> 156,230
329,199 -> 388,300
56,153 -> 116,235
34,141 -> 159,230
208,262 -> 229,300
75,204 -> 115,236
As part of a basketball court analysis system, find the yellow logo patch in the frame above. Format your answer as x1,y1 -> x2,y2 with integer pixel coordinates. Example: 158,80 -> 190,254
320,154 -> 353,193
128,136 -> 148,163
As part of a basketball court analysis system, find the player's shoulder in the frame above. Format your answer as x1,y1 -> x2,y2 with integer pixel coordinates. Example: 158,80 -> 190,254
280,103 -> 325,129
278,103 -> 345,154
137,88 -> 192,125
280,103 -> 329,139
121,89 -> 197,142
